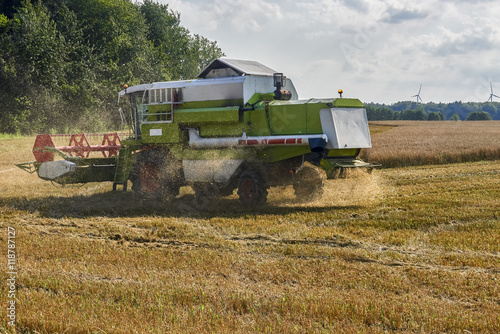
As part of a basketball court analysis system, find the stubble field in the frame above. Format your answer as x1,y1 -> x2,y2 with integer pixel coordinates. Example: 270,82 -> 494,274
0,121 -> 499,333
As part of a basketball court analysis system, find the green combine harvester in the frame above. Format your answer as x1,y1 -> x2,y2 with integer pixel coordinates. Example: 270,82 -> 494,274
17,58 -> 378,205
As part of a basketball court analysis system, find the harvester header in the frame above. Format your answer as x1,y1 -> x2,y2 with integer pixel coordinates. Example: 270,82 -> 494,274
17,58 -> 379,205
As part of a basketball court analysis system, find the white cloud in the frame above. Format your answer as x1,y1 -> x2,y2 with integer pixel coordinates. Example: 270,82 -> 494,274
382,6 -> 430,24
423,21 -> 499,55
167,0 -> 283,32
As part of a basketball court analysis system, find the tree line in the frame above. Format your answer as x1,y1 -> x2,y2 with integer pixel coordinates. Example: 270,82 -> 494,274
366,101 -> 498,121
0,0 -> 224,134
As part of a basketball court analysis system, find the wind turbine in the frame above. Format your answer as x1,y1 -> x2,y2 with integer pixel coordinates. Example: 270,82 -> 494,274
487,81 -> 500,102
412,84 -> 423,103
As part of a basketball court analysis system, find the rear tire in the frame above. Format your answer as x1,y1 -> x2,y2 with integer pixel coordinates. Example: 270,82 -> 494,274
237,169 -> 268,206
130,148 -> 182,201
293,166 -> 324,202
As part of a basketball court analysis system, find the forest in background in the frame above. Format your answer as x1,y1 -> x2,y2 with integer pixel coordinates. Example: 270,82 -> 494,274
0,0 -> 224,134
366,101 -> 499,121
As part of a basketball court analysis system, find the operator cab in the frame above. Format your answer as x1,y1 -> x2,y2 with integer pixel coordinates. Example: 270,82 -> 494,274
118,58 -> 299,139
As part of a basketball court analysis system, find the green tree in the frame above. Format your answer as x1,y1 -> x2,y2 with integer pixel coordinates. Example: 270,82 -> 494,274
449,113 -> 460,121
10,1 -> 66,87
365,106 -> 378,121
466,111 -> 493,121
400,109 -> 427,120
366,106 -> 396,121
0,0 -> 67,133
140,0 -> 224,80
391,101 -> 413,112
183,34 -> 225,78
428,111 -> 444,121
0,0 -> 225,134
378,107 -> 394,120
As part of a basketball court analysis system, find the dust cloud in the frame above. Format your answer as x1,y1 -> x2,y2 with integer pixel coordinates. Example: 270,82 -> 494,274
268,169 -> 385,208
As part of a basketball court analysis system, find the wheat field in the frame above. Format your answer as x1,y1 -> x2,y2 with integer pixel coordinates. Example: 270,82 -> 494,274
362,121 -> 500,167
0,127 -> 499,333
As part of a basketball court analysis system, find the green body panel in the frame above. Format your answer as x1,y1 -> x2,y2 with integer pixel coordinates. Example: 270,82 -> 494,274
246,93 -> 274,105
200,123 -> 246,137
268,100 -> 308,135
181,99 -> 244,110
113,146 -> 134,186
327,148 -> 361,158
141,123 -> 180,143
332,98 -> 364,108
175,106 -> 240,124
306,99 -> 335,134
257,146 -> 311,163
246,108 -> 271,136
268,98 -> 364,135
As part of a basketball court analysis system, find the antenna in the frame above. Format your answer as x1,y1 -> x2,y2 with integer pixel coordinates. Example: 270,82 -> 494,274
488,81 -> 500,102
412,84 -> 423,103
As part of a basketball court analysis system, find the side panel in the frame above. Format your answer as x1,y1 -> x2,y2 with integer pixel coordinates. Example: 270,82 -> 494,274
247,109 -> 272,136
268,100 -> 307,135
175,107 -> 240,124
319,108 -> 372,149
306,99 -> 335,134
257,146 -> 311,163
141,123 -> 181,143
181,99 -> 244,109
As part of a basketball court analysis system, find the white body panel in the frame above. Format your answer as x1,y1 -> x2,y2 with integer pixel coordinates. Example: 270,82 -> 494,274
319,108 -> 372,149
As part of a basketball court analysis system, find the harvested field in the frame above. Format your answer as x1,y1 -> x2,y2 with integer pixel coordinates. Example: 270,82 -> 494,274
362,121 -> 500,168
0,134 -> 499,333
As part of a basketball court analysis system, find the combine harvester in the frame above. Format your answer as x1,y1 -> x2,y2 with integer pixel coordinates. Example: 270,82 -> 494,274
17,59 -> 378,205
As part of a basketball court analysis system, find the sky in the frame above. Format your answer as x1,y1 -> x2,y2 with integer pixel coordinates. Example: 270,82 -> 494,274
161,0 -> 500,104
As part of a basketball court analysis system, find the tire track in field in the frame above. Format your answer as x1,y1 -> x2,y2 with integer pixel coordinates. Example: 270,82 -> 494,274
226,234 -> 500,274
